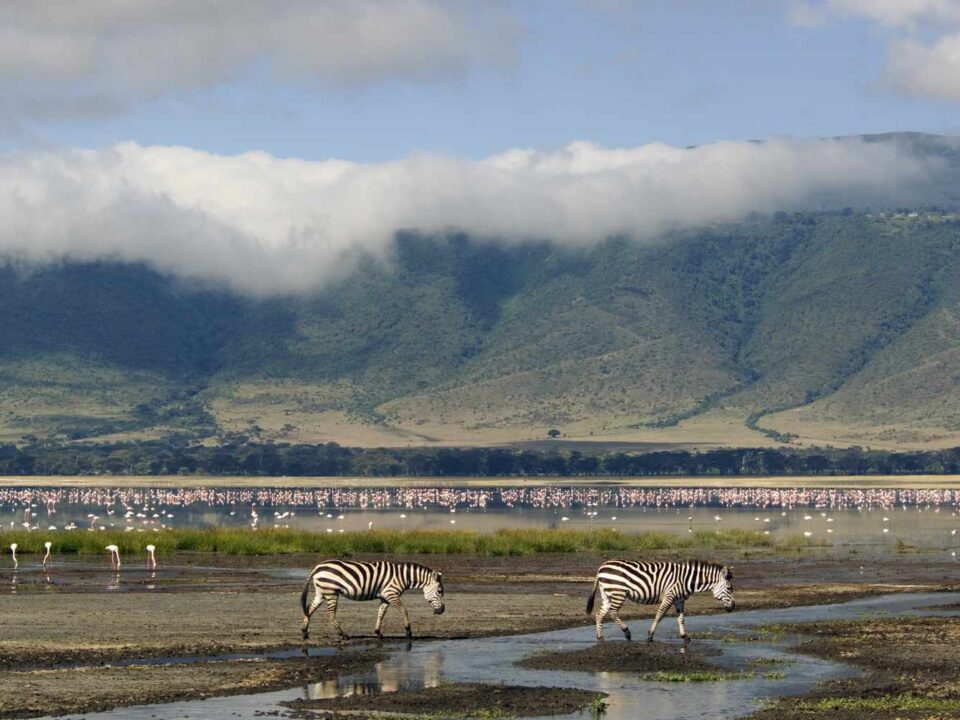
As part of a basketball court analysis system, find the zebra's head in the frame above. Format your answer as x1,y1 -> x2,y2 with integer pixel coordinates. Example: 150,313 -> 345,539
712,566 -> 735,612
423,570 -> 445,614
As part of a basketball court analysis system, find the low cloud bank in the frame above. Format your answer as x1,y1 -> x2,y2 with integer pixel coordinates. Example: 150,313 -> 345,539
0,136 -> 941,294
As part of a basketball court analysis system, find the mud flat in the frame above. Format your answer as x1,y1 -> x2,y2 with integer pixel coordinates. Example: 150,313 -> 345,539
0,649 -> 383,719
0,552 -> 956,717
283,683 -> 607,718
748,614 -> 960,719
4,474 -> 960,488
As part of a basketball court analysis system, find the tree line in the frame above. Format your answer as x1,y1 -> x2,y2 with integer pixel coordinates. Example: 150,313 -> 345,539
1,440 -> 959,477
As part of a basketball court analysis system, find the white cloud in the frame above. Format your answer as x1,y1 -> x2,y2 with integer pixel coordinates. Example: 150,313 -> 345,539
0,1 -> 517,123
791,0 -> 960,101
0,137 -> 940,294
889,33 -> 960,101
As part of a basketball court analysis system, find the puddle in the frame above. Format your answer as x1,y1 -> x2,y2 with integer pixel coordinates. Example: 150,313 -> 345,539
43,591 -> 960,720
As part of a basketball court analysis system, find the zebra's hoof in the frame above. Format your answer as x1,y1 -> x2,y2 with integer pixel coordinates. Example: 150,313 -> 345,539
646,634 -> 654,643
375,631 -> 383,640
681,634 -> 690,644
405,629 -> 413,640
302,631 -> 309,640
624,630 -> 632,641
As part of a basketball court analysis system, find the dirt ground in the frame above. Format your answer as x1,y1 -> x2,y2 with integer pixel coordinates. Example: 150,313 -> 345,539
747,615 -> 960,720
283,683 -> 606,718
0,551 -> 957,718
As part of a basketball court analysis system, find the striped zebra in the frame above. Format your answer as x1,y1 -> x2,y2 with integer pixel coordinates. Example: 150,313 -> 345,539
300,559 -> 445,640
586,560 -> 734,642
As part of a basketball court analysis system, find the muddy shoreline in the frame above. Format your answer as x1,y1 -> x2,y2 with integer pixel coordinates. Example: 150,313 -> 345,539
283,683 -> 607,718
747,614 -> 960,719
0,552 -> 957,718
4,474 -> 959,488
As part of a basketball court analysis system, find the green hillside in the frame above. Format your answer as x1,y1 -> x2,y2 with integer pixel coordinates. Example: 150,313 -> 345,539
2,136 -> 960,450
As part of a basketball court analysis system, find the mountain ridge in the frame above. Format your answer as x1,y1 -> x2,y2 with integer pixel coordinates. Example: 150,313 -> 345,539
2,133 -> 960,450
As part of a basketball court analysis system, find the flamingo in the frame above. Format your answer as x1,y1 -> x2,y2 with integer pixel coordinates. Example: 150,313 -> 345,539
9,543 -> 17,570
106,544 -> 120,570
42,541 -> 52,567
145,544 -> 156,569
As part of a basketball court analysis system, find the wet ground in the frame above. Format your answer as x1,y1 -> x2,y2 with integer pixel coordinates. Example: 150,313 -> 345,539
0,552 -> 957,718
748,614 -> 960,719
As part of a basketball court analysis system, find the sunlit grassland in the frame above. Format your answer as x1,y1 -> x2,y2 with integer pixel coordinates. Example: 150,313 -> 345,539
0,527 -> 828,557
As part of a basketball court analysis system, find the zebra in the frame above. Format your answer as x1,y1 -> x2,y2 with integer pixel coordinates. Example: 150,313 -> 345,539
586,560 -> 734,642
300,559 -> 445,640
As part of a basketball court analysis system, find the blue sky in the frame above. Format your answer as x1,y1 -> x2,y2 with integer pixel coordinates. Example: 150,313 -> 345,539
11,1 -> 960,161
1,1 -> 959,293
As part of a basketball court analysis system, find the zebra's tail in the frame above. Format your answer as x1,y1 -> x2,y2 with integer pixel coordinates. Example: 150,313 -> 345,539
586,579 -> 598,615
300,570 -> 316,615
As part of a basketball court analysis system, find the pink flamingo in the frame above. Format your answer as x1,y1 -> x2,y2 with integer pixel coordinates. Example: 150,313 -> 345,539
145,544 -> 156,569
9,543 -> 17,570
105,544 -> 120,570
42,541 -> 52,568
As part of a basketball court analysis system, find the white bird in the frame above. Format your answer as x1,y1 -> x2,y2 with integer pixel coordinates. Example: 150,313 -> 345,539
803,531 -> 813,537
145,544 -> 156,569
9,543 -> 17,570
714,515 -> 722,522
561,516 -> 569,522
42,541 -> 52,567
106,544 -> 121,570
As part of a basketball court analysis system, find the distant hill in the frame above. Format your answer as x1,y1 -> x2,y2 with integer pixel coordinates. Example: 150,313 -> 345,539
2,133 -> 960,450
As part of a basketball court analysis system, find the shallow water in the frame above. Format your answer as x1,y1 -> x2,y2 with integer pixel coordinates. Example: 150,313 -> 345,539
43,591 -> 960,720
3,484 -> 959,549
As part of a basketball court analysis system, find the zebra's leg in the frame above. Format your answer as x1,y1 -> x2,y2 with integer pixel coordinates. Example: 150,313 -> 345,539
385,593 -> 413,639
301,588 -> 324,640
609,604 -> 632,641
323,593 -> 349,640
648,594 -> 675,641
674,598 -> 689,642
375,600 -> 390,639
594,588 -> 613,642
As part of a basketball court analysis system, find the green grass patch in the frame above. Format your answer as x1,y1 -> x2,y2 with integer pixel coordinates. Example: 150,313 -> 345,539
747,657 -> 795,666
798,695 -> 960,712
0,527 -> 822,557
640,670 -> 753,682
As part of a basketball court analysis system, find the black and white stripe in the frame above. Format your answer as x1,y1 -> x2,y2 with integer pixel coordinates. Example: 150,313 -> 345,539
586,560 -> 735,642
301,559 -> 445,640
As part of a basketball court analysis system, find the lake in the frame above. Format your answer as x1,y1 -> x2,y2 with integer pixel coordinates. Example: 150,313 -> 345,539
1,483 -> 958,550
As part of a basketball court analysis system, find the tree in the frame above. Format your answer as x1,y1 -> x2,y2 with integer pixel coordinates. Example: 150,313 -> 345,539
547,428 -> 561,439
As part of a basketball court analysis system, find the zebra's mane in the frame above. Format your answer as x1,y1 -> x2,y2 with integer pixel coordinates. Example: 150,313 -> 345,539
686,560 -> 728,579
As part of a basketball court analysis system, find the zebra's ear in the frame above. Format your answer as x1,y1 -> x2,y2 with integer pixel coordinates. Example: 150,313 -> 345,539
436,570 -> 442,578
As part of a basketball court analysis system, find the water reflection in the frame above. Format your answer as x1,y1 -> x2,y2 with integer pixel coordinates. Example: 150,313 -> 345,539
305,650 -> 444,700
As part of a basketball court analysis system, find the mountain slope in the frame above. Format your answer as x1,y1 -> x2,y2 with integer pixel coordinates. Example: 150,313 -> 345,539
2,135 -> 960,449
